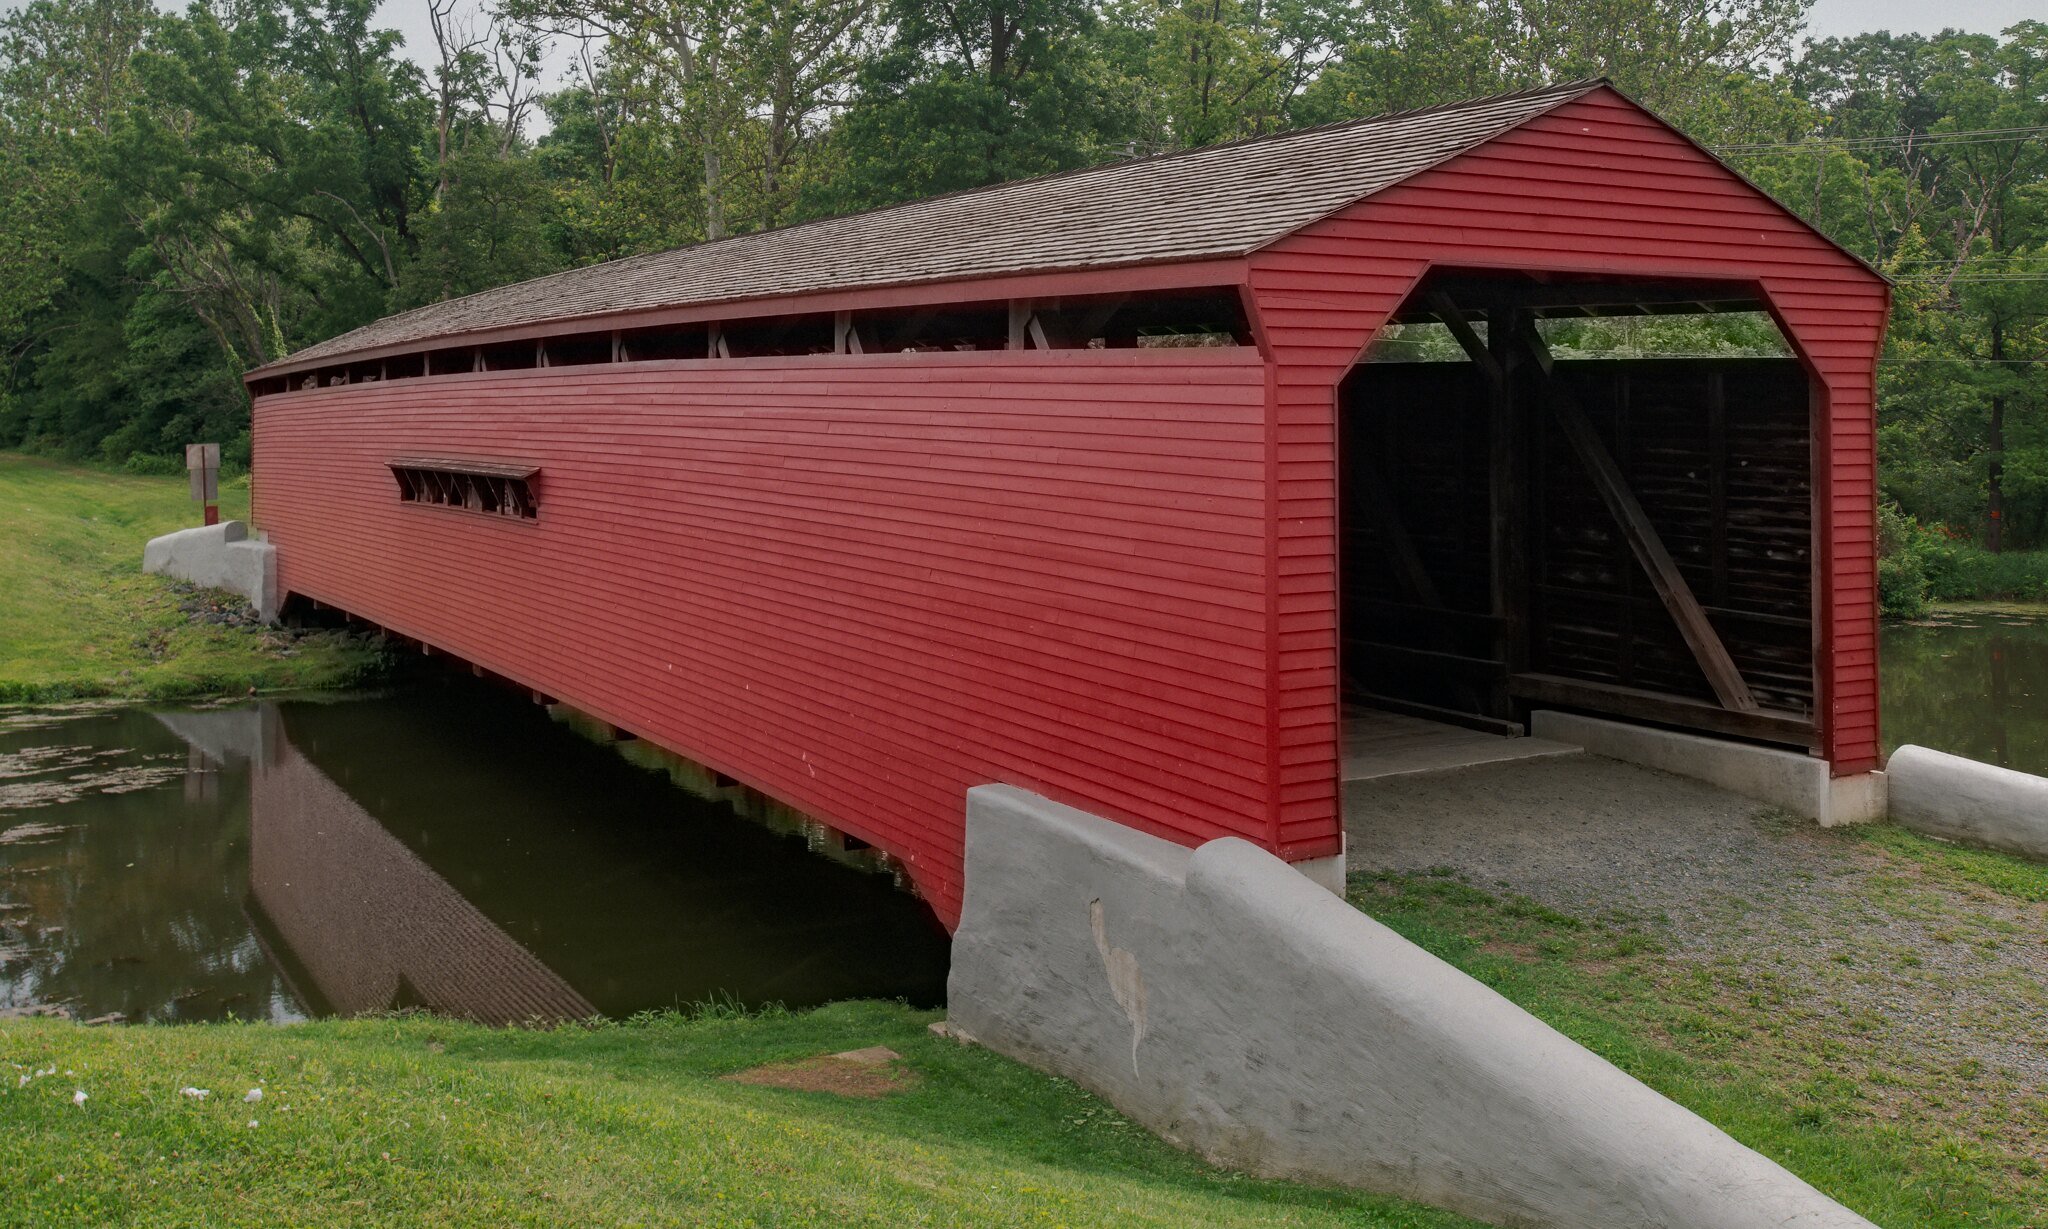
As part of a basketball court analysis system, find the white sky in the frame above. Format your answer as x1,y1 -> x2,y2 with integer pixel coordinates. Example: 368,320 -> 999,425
361,0 -> 2037,88
1,0 -> 2037,100
1804,0 -> 2039,41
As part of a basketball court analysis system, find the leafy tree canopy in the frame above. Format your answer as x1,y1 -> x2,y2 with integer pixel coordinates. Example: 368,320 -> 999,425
0,0 -> 2042,549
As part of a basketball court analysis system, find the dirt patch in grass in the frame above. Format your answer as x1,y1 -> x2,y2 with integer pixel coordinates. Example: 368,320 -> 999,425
724,1052 -> 920,1098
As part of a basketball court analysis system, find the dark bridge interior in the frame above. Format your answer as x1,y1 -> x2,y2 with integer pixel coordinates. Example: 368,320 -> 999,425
1340,272 -> 1817,749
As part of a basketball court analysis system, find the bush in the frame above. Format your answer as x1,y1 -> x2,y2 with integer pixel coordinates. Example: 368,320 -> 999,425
1879,502 -> 2048,613
1931,547 -> 2048,602
1878,502 -> 1936,619
1878,550 -> 1931,619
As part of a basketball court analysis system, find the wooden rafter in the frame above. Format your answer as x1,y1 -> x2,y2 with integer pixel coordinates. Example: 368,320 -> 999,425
1425,291 -> 1504,387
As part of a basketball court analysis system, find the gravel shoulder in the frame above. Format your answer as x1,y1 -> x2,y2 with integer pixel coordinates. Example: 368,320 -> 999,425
1344,754 -> 2048,1187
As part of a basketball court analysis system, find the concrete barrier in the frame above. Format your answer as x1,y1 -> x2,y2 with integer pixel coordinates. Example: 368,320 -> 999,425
1888,745 -> 2048,861
142,520 -> 278,622
1531,710 -> 1887,827
948,785 -> 1876,1229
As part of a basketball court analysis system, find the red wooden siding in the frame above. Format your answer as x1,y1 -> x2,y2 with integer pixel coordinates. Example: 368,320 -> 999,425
253,84 -> 1888,925
253,351 -> 1271,926
1250,87 -> 1887,860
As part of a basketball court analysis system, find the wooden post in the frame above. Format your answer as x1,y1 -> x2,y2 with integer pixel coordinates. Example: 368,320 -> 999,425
1427,292 -> 1504,387
187,442 -> 220,528
1488,306 -> 1530,703
1436,303 -> 1758,713
1008,301 -> 1031,350
1707,371 -> 1729,606
834,310 -> 864,355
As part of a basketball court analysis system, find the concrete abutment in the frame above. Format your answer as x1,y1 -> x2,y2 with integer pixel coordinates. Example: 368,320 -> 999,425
1530,710 -> 1887,827
947,783 -> 1877,1229
141,520 -> 279,623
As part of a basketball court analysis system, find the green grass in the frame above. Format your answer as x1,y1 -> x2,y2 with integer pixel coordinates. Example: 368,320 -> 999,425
0,453 -> 386,701
1855,822 -> 2048,904
1349,849 -> 2046,1229
0,1002 -> 1478,1228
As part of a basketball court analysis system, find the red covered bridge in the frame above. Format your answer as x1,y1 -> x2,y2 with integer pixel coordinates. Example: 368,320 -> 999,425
246,81 -> 1889,926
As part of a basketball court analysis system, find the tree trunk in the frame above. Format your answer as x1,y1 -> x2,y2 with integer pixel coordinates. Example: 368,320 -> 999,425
704,141 -> 724,241
1989,319 -> 2006,553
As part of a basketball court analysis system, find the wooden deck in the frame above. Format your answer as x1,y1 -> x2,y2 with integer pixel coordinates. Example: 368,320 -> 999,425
1341,709 -> 1580,783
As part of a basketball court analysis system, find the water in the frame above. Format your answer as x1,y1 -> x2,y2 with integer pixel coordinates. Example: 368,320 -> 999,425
23,608 -> 2027,1029
1882,607 -> 2048,775
0,678 -> 950,1025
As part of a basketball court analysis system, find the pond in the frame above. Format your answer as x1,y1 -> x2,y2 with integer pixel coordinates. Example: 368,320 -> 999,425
0,677 -> 950,1025
1882,606 -> 2048,776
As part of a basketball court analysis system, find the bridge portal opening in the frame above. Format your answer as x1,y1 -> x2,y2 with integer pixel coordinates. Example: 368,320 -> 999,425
1337,271 -> 1820,780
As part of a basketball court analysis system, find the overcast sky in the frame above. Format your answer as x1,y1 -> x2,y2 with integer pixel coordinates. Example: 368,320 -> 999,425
1805,0 -> 2039,41
362,0 -> 2041,91
2,0 -> 2038,97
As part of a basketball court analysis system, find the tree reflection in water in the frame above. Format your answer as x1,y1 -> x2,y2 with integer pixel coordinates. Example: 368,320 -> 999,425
1883,610 -> 2048,774
1,677 -> 949,1024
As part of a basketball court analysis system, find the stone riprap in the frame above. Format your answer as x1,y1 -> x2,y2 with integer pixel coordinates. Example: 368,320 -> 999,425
1888,745 -> 2048,861
948,783 -> 1877,1229
141,520 -> 278,622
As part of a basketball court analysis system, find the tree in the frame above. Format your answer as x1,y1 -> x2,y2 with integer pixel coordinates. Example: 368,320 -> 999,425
818,0 -> 1118,210
1782,24 -> 2048,547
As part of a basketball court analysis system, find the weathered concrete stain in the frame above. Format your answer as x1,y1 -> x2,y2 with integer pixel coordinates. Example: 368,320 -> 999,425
949,784 -> 1878,1229
1088,898 -> 1147,1076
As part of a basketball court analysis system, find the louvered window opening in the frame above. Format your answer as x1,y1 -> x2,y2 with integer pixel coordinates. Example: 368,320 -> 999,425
391,460 -> 538,521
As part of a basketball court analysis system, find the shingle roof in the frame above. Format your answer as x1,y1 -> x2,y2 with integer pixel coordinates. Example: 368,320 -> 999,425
268,80 -> 1605,370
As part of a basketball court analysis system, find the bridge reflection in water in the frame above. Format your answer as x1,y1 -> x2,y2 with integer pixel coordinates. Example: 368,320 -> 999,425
159,680 -> 950,1025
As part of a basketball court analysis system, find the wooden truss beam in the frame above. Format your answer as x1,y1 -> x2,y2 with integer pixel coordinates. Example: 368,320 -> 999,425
1431,296 -> 1760,713
834,310 -> 865,355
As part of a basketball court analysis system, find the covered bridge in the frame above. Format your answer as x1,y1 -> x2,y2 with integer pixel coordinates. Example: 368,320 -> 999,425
246,80 -> 1888,926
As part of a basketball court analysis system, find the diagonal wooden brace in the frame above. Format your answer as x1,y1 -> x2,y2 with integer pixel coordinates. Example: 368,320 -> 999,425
1430,296 -> 1758,713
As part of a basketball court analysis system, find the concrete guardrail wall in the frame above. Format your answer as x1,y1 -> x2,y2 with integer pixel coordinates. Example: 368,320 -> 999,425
1888,745 -> 2048,862
142,520 -> 278,622
947,784 -> 1876,1229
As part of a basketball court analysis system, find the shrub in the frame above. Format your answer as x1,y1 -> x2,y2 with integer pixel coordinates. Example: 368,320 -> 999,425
1878,550 -> 1931,619
1877,502 -> 1936,619
1934,547 -> 2048,602
1879,502 -> 2048,610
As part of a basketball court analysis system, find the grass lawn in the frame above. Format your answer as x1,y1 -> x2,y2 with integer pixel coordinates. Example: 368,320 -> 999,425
1350,822 -> 2048,1228
5,452 -> 2040,1227
0,453 -> 385,701
0,1003 -> 1478,1229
